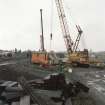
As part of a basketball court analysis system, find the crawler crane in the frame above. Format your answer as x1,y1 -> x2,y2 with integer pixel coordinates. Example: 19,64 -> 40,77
55,0 -> 89,67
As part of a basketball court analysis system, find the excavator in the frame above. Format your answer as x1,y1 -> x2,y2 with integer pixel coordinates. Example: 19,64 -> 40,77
31,9 -> 59,66
55,0 -> 89,67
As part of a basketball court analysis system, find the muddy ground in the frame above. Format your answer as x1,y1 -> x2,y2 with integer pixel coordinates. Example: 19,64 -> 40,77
0,56 -> 98,105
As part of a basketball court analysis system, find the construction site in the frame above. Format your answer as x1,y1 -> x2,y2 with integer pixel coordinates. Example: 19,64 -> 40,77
0,0 -> 105,105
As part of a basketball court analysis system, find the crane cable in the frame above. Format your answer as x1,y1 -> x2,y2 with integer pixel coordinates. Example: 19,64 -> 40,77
50,0 -> 54,51
64,1 -> 78,29
64,1 -> 87,50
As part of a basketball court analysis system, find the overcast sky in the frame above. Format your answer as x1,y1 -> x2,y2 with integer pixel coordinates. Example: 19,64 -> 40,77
0,0 -> 104,52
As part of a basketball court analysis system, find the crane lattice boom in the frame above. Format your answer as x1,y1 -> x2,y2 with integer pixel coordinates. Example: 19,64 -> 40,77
55,0 -> 73,53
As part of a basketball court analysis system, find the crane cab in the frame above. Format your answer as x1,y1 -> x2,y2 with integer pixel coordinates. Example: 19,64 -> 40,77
69,49 -> 89,67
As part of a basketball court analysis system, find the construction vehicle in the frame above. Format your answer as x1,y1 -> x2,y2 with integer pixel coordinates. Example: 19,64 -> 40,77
31,51 -> 59,65
55,0 -> 89,67
31,9 -> 59,66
